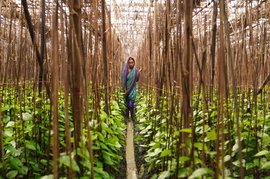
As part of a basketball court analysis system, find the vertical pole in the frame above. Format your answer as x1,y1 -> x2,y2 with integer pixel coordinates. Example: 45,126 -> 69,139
101,0 -> 109,114
51,0 -> 59,177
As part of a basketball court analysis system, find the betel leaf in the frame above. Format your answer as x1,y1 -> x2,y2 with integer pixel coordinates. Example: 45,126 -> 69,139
179,156 -> 190,163
160,149 -> 172,157
97,132 -> 105,142
232,159 -> 246,167
59,155 -> 80,172
100,110 -> 108,121
255,150 -> 269,157
147,148 -> 162,157
188,168 -> 213,179
94,167 -> 110,179
232,143 -> 239,152
6,121 -> 15,128
179,128 -> 192,133
246,162 -> 255,170
224,155 -> 231,162
206,129 -> 216,140
101,122 -> 113,134
10,158 -> 23,170
151,174 -> 158,179
5,145 -> 17,156
194,142 -> 208,151
157,170 -> 170,179
102,151 -> 114,166
6,170 -> 18,179
178,168 -> 189,178
22,112 -> 32,121
40,175 -> 53,179
18,166 -> 28,175
25,140 -> 36,151
261,161 -> 270,170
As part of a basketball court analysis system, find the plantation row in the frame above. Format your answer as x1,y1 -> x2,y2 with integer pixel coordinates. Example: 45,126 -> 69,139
134,89 -> 270,178
0,86 -> 270,178
0,86 -> 127,178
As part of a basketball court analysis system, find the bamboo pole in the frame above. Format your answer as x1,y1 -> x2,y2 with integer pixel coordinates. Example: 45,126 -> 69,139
51,0 -> 59,177
101,0 -> 109,114
69,0 -> 84,172
182,0 -> 193,158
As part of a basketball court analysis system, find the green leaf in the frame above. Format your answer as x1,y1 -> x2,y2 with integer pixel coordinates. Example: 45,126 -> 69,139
224,155 -> 231,162
5,145 -> 17,156
4,130 -> 13,137
158,171 -> 170,179
59,155 -> 80,172
102,151 -> 114,166
188,168 -> 212,179
26,140 -> 36,151
206,129 -> 216,140
151,143 -> 161,149
261,161 -> 270,170
233,159 -> 245,167
6,121 -> 15,128
160,149 -> 172,157
6,170 -> 18,179
40,159 -> 48,165
40,174 -> 53,179
246,162 -> 255,170
255,150 -> 269,157
194,142 -> 208,151
232,143 -> 239,152
179,156 -> 190,163
101,123 -> 113,134
100,110 -> 108,121
147,148 -> 162,157
97,132 -> 105,142
151,174 -> 158,179
22,112 -> 32,121
178,168 -> 189,178
179,128 -> 192,133
10,158 -> 23,170
19,166 -> 28,175
94,167 -> 110,179
262,136 -> 270,146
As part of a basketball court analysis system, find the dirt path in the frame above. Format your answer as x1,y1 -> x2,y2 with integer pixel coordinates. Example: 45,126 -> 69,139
126,121 -> 137,179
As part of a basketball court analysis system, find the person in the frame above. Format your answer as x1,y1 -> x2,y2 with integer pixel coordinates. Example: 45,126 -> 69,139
122,57 -> 142,121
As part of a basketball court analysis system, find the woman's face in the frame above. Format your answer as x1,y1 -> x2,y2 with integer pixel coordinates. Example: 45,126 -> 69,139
128,58 -> 135,69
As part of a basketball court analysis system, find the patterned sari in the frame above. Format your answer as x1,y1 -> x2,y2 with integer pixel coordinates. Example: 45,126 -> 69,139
122,59 -> 139,108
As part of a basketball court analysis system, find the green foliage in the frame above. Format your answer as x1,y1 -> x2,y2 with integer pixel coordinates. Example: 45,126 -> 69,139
188,168 -> 213,179
0,86 -> 126,178
135,90 -> 270,178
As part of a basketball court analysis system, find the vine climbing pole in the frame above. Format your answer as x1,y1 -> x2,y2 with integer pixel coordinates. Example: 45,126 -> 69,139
182,0 -> 193,160
101,0 -> 109,114
51,0 -> 59,177
69,0 -> 84,173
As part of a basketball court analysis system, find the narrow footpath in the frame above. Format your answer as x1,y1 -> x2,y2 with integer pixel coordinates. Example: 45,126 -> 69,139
126,121 -> 137,179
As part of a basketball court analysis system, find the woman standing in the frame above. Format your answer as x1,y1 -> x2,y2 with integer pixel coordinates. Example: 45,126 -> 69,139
122,57 -> 142,121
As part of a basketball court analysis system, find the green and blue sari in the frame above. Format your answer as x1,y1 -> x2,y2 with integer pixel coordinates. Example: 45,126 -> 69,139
122,60 -> 139,108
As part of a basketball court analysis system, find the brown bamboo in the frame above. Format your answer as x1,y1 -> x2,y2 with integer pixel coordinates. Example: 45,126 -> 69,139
182,0 -> 193,158
101,0 -> 109,114
69,0 -> 84,173
51,0 -> 59,177
0,97 -> 3,161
